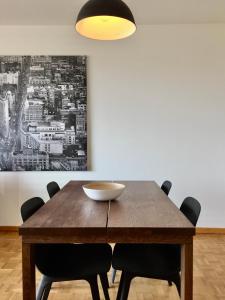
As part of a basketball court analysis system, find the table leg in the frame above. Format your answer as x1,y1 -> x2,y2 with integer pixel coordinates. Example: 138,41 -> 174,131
181,238 -> 193,300
22,242 -> 36,300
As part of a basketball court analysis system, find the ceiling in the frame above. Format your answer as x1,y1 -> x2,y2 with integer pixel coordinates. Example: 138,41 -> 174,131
0,0 -> 225,26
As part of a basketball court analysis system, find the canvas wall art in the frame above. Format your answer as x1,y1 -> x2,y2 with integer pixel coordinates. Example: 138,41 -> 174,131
0,56 -> 87,171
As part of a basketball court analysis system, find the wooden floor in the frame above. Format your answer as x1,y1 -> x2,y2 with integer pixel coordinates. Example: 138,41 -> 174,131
0,232 -> 225,300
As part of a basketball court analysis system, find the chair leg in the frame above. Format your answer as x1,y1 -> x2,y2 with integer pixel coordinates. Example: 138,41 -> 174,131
168,280 -> 173,286
117,271 -> 133,300
100,272 -> 109,288
41,282 -> 52,300
111,268 -> 117,284
116,272 -> 124,300
171,273 -> 181,297
99,273 -> 110,300
87,275 -> 101,300
36,275 -> 52,300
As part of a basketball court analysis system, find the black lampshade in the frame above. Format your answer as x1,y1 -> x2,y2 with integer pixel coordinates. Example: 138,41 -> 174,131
76,0 -> 136,40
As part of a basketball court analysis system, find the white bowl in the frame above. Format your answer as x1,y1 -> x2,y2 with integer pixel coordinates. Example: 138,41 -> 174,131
82,182 -> 125,201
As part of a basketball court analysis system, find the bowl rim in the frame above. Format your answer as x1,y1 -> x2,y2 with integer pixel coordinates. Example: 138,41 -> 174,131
82,182 -> 125,191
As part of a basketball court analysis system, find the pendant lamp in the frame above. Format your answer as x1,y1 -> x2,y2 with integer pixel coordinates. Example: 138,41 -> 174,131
76,0 -> 136,40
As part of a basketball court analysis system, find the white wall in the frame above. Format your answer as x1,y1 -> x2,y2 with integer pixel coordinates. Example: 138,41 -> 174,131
0,24 -> 224,227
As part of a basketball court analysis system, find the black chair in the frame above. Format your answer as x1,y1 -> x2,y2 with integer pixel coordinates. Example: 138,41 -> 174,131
111,180 -> 173,285
21,197 -> 112,300
111,180 -> 173,284
112,197 -> 201,300
47,181 -> 60,198
161,180 -> 172,195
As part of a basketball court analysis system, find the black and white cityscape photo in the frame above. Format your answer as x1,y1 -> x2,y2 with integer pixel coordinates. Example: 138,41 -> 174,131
0,56 -> 87,171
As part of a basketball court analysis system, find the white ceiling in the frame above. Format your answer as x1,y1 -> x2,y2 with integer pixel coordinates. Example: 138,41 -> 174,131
0,0 -> 225,25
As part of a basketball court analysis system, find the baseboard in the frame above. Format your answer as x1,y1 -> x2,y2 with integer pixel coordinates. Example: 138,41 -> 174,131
0,226 -> 19,232
196,228 -> 225,234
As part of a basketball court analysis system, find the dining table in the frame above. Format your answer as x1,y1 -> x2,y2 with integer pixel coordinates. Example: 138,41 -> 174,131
19,180 -> 195,300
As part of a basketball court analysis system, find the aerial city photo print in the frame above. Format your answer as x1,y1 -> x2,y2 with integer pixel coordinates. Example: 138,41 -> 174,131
0,56 -> 87,171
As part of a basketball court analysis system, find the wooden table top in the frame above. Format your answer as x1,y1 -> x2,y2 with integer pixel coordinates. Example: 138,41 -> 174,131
108,181 -> 195,242
19,180 -> 195,243
19,181 -> 109,241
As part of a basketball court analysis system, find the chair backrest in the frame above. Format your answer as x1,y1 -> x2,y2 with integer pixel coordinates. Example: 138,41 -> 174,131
180,197 -> 201,226
21,197 -> 45,222
161,180 -> 172,195
175,197 -> 201,271
47,181 -> 60,198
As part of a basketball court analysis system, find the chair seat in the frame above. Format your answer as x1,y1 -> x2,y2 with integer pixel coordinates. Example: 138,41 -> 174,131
112,243 -> 180,278
35,243 -> 112,278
